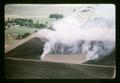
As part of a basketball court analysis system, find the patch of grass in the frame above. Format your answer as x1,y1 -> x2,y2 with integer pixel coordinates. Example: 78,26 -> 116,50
5,27 -> 38,36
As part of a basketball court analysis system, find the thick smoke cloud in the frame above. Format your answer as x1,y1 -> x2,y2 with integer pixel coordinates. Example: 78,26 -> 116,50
38,4 -> 115,62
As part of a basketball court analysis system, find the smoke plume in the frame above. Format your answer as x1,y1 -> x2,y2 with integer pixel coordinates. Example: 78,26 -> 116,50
38,4 -> 115,62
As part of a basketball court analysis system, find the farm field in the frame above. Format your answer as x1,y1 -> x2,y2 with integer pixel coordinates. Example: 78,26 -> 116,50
5,18 -> 115,79
5,4 -> 116,79
5,37 -> 115,79
5,58 -> 115,79
5,27 -> 39,44
5,17 -> 55,45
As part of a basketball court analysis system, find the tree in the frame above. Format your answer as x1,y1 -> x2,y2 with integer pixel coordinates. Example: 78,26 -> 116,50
13,18 -> 34,27
39,23 -> 47,28
28,19 -> 33,27
49,14 -> 64,20
22,32 -> 31,38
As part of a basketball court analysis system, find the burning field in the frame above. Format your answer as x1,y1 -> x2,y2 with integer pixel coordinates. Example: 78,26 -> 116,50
5,4 -> 116,79
5,37 -> 115,79
36,4 -> 115,62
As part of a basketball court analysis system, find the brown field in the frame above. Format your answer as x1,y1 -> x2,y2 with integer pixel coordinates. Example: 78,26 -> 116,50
5,37 -> 115,79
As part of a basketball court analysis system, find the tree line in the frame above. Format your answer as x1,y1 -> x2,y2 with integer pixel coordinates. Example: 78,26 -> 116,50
5,18 -> 47,29
5,14 -> 64,29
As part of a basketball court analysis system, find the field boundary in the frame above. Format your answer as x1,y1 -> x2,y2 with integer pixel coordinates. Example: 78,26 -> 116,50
5,57 -> 115,68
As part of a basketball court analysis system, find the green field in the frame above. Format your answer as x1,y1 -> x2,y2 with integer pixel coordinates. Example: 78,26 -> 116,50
5,18 -> 56,45
5,26 -> 39,45
5,27 -> 39,36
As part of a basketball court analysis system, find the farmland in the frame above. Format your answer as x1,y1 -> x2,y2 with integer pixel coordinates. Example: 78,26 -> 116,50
5,4 -> 116,79
5,58 -> 115,79
5,17 -> 55,46
5,38 -> 115,79
5,27 -> 39,45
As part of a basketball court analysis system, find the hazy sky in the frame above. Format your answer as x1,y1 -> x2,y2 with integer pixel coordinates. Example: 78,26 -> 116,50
5,4 -> 96,18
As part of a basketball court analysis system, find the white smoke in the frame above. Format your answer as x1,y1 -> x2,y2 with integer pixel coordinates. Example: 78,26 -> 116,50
38,4 -> 115,62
